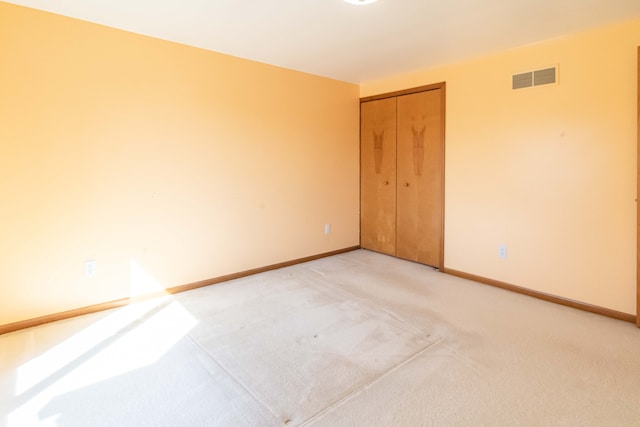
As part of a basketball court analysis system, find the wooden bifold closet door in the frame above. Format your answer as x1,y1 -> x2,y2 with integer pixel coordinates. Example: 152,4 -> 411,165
360,97 -> 397,256
360,84 -> 445,269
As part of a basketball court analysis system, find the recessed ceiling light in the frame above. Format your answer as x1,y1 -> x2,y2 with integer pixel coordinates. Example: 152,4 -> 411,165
344,0 -> 377,5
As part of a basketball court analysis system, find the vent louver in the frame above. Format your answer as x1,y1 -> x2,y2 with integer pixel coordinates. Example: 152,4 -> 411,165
512,72 -> 533,89
512,67 -> 557,90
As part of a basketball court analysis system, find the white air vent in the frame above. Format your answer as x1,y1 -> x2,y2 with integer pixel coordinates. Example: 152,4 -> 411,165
512,66 -> 557,90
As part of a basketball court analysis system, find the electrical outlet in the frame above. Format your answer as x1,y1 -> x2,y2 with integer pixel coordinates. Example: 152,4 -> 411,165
84,260 -> 96,277
324,224 -> 331,235
498,245 -> 507,259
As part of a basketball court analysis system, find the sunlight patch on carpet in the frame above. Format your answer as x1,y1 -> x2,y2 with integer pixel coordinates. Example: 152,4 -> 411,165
8,298 -> 197,427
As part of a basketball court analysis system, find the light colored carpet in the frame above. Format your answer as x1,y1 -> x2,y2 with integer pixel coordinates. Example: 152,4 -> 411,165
1,249 -> 640,426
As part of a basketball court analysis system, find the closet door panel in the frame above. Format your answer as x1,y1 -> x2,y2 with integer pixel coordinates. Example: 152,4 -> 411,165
396,89 -> 443,266
360,98 -> 397,255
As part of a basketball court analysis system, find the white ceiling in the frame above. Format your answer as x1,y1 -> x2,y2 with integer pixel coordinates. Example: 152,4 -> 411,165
5,0 -> 640,83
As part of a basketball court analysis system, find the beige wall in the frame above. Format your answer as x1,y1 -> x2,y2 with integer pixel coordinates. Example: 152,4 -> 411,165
362,18 -> 640,315
2,2 -> 638,326
0,3 -> 360,325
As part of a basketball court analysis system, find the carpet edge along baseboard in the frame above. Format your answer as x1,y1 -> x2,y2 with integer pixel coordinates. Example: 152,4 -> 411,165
443,268 -> 636,324
0,246 -> 361,336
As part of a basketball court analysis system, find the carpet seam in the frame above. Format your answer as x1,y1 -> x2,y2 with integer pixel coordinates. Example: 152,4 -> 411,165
299,336 -> 444,426
300,265 -> 433,337
186,334 -> 283,424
